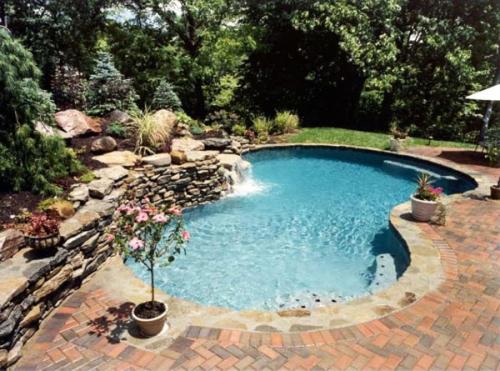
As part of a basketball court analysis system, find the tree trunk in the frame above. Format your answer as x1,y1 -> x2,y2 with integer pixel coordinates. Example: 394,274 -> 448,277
480,58 -> 500,142
379,91 -> 395,131
0,0 -> 6,28
193,77 -> 206,118
150,266 -> 155,303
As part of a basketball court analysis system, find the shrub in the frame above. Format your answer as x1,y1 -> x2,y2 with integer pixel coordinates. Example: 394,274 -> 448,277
86,51 -> 139,116
131,109 -> 172,155
176,111 -> 204,136
152,80 -> 182,111
252,116 -> 272,142
79,169 -> 96,183
414,173 -> 443,201
205,110 -> 242,132
105,121 -> 128,138
24,212 -> 60,237
51,64 -> 87,110
232,124 -> 246,136
273,111 -> 299,134
0,30 -> 82,195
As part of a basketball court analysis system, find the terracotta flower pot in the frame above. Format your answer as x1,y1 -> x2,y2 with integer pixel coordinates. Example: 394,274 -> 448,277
24,234 -> 60,250
411,195 -> 438,222
491,186 -> 500,200
131,302 -> 168,337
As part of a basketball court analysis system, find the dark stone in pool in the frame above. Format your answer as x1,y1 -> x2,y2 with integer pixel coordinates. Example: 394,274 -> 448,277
295,299 -> 300,302
315,299 -> 320,302
301,305 -> 306,309
331,299 -> 337,303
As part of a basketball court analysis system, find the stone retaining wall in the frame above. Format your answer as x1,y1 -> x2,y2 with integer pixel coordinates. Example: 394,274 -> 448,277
0,152 -> 228,368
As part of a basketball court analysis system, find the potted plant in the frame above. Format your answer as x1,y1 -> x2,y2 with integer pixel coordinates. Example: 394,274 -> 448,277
389,123 -> 409,152
109,201 -> 190,337
491,177 -> 500,200
411,173 -> 444,222
24,212 -> 61,250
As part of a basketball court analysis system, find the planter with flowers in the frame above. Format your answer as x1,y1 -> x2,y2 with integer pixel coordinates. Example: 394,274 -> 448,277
491,177 -> 500,200
24,212 -> 61,250
109,201 -> 189,337
411,173 -> 443,222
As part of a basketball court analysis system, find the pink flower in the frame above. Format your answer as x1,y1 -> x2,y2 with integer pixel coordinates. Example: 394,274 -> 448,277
168,207 -> 182,216
129,237 -> 144,250
135,212 -> 149,223
430,186 -> 443,195
153,213 -> 169,223
181,231 -> 190,241
117,204 -> 132,214
105,233 -> 115,242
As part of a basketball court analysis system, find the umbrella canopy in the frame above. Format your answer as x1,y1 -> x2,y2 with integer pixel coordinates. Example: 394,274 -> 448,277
466,84 -> 500,101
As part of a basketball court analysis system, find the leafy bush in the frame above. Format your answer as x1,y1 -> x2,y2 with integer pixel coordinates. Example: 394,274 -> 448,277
273,111 -> 299,134
205,110 -> 243,131
232,124 -> 246,136
252,116 -> 272,142
105,121 -> 128,138
131,109 -> 172,155
152,80 -> 182,111
414,173 -> 443,201
176,111 -> 204,136
86,51 -> 139,116
24,212 -> 60,237
79,169 -> 96,183
0,29 -> 82,195
51,64 -> 87,110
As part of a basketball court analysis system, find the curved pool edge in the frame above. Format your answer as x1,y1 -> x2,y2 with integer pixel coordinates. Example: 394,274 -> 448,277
106,144 -> 485,335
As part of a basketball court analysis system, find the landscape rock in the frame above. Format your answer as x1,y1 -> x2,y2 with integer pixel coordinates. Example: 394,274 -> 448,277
68,184 -> 89,203
55,109 -> 101,137
93,151 -> 140,168
93,166 -> 128,182
0,229 -> 24,262
142,153 -> 172,167
35,121 -> 72,140
47,200 -> 75,219
170,150 -> 187,164
19,305 -> 41,328
185,150 -> 219,162
81,200 -> 115,217
91,136 -> 117,153
34,265 -> 73,301
171,137 -> 205,152
59,210 -> 100,240
106,109 -> 133,124
152,109 -> 177,140
63,230 -> 96,249
201,137 -> 231,149
216,153 -> 250,171
277,309 -> 311,317
88,179 -> 114,199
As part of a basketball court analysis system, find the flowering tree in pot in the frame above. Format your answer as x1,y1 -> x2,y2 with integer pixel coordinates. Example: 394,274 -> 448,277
411,173 -> 444,222
109,201 -> 189,336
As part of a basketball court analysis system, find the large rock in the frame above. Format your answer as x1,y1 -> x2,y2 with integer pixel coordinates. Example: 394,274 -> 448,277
59,210 -> 100,240
170,150 -> 187,165
47,200 -> 75,219
93,166 -> 128,182
35,121 -> 72,140
91,136 -> 117,153
142,153 -> 172,167
55,109 -> 101,137
152,109 -> 177,139
93,151 -> 139,168
185,150 -> 219,162
106,109 -> 133,124
34,265 -> 73,301
0,229 -> 24,262
201,137 -> 231,149
88,178 -> 114,199
216,153 -> 249,170
171,137 -> 205,152
68,184 -> 89,203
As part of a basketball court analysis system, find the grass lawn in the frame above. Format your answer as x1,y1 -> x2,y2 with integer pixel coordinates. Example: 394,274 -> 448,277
287,127 -> 475,150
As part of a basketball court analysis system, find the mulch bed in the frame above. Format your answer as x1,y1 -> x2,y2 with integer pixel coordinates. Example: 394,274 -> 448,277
0,191 -> 44,227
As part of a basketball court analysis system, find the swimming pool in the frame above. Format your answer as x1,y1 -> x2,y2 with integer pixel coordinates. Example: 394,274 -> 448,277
126,147 -> 475,311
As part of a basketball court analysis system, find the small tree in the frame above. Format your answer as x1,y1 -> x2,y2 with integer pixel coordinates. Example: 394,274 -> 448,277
86,51 -> 139,116
151,80 -> 182,111
109,201 -> 190,306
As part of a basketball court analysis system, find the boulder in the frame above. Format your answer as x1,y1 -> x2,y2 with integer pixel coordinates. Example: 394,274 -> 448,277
201,137 -> 231,149
142,153 -> 172,167
0,229 -> 24,262
216,153 -> 247,170
68,184 -> 89,203
170,150 -> 187,165
106,109 -> 133,124
185,150 -> 219,162
171,137 -> 205,152
152,109 -> 177,139
93,151 -> 139,168
47,200 -> 75,219
55,109 -> 101,137
91,136 -> 117,153
93,166 -> 128,182
88,178 -> 114,199
59,210 -> 100,240
35,121 -> 72,140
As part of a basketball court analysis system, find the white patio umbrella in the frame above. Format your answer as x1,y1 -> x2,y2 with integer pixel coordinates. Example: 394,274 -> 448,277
466,84 -> 500,101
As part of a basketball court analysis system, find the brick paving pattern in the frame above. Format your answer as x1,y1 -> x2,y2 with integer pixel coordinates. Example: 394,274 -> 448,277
14,150 -> 500,370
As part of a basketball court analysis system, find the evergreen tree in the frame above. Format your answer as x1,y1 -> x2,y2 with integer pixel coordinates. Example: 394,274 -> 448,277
0,29 -> 81,195
86,51 -> 139,115
151,80 -> 182,111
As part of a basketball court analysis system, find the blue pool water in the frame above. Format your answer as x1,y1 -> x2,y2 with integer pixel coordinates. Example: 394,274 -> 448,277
127,147 -> 475,310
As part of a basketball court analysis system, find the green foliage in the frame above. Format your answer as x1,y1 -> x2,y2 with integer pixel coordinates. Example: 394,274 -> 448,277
273,111 -> 300,134
86,51 -> 139,116
105,121 -> 128,138
51,65 -> 87,110
131,109 -> 172,155
0,29 -> 81,195
79,170 -> 96,183
205,110 -> 243,131
231,124 -> 246,136
415,173 -> 443,201
252,116 -> 272,142
152,80 -> 182,111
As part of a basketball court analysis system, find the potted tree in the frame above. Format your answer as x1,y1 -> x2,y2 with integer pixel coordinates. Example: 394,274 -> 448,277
491,177 -> 500,200
411,173 -> 444,222
389,123 -> 409,152
110,201 -> 189,337
24,212 -> 61,250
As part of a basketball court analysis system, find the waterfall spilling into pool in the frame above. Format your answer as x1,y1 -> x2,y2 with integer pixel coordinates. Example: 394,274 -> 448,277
126,147 -> 475,311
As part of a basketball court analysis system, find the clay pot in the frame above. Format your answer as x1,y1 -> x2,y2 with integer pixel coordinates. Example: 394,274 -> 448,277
411,195 -> 438,222
24,234 -> 60,250
131,302 -> 168,337
491,185 -> 500,200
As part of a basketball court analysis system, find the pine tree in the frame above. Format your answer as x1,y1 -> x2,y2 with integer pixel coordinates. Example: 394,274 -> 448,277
151,80 -> 182,111
0,28 -> 81,195
86,51 -> 139,115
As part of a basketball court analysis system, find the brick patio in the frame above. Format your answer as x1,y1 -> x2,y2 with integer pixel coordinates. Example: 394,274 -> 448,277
14,149 -> 500,370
